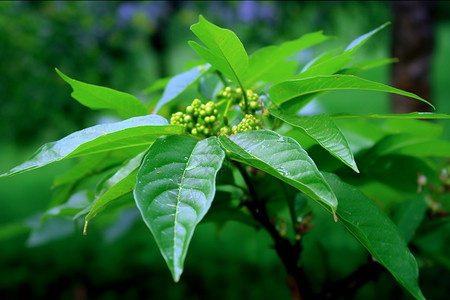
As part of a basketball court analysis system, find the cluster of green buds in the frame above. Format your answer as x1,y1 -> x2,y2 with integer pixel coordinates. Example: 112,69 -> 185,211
238,89 -> 262,114
231,114 -> 261,135
217,87 -> 263,114
170,99 -> 219,137
216,86 -> 242,104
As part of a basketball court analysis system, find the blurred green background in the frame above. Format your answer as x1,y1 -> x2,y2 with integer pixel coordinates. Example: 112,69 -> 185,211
0,1 -> 449,299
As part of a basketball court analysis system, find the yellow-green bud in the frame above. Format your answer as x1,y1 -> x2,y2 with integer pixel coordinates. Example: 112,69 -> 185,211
186,106 -> 194,114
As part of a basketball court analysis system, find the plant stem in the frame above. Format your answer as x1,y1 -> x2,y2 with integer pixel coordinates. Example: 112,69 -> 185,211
281,182 -> 299,238
233,162 -> 313,300
216,70 -> 228,86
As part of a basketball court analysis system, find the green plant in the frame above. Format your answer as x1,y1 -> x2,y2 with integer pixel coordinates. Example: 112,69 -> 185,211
2,16 -> 450,300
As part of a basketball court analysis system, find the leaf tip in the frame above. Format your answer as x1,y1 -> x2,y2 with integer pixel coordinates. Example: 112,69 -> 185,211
171,266 -> 183,283
83,221 -> 88,235
333,211 -> 338,223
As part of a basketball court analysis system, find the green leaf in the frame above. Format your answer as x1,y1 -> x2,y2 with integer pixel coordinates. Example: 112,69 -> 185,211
52,152 -> 128,188
300,48 -> 340,73
143,77 -> 171,94
269,75 -> 434,109
300,23 -> 389,78
392,196 -> 428,243
153,64 -> 211,113
368,133 -> 450,158
363,154 -> 439,192
332,112 -> 450,119
85,152 -> 145,222
134,135 -> 225,281
27,216 -> 75,247
247,60 -> 298,87
344,22 -> 390,54
296,52 -> 353,79
56,68 -> 148,119
339,58 -> 398,75
43,190 -> 93,221
243,31 -> 330,86
218,130 -> 337,212
324,173 -> 425,300
269,108 -> 358,172
0,115 -> 183,177
189,16 -> 248,84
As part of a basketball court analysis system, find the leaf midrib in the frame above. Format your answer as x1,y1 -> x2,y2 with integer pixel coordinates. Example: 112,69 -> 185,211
270,111 -> 357,171
272,75 -> 432,108
70,126 -> 182,157
173,141 -> 198,270
224,134 -> 335,210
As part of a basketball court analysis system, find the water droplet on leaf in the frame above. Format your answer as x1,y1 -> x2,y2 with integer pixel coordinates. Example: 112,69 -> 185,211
277,167 -> 289,176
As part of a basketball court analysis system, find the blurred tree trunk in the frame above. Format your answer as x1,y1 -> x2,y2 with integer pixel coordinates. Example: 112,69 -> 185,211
391,1 -> 436,113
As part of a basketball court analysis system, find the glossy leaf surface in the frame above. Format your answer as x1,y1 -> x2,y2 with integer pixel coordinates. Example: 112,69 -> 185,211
189,16 -> 248,84
134,135 -> 225,281
218,130 -> 337,211
269,109 -> 358,172
269,75 -> 434,109
85,152 -> 145,221
324,173 -> 425,300
153,64 -> 211,113
1,115 -> 183,177
56,68 -> 148,118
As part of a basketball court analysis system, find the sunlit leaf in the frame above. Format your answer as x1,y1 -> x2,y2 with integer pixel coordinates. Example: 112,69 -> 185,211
56,68 -> 148,118
153,64 -> 211,113
269,108 -> 358,172
0,115 -> 183,177
189,15 -> 248,84
218,130 -> 337,212
296,52 -> 352,79
344,22 -> 390,54
134,135 -> 225,281
244,31 -> 330,85
294,23 -> 390,80
339,58 -> 398,74
269,75 -> 434,109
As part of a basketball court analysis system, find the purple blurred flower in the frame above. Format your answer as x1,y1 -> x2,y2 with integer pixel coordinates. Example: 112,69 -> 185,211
118,2 -> 136,24
237,1 -> 277,23
144,1 -> 170,22
238,1 -> 258,23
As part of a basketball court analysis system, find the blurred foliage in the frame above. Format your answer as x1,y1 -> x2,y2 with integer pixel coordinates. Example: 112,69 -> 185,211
0,1 -> 392,145
0,1 -> 450,300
